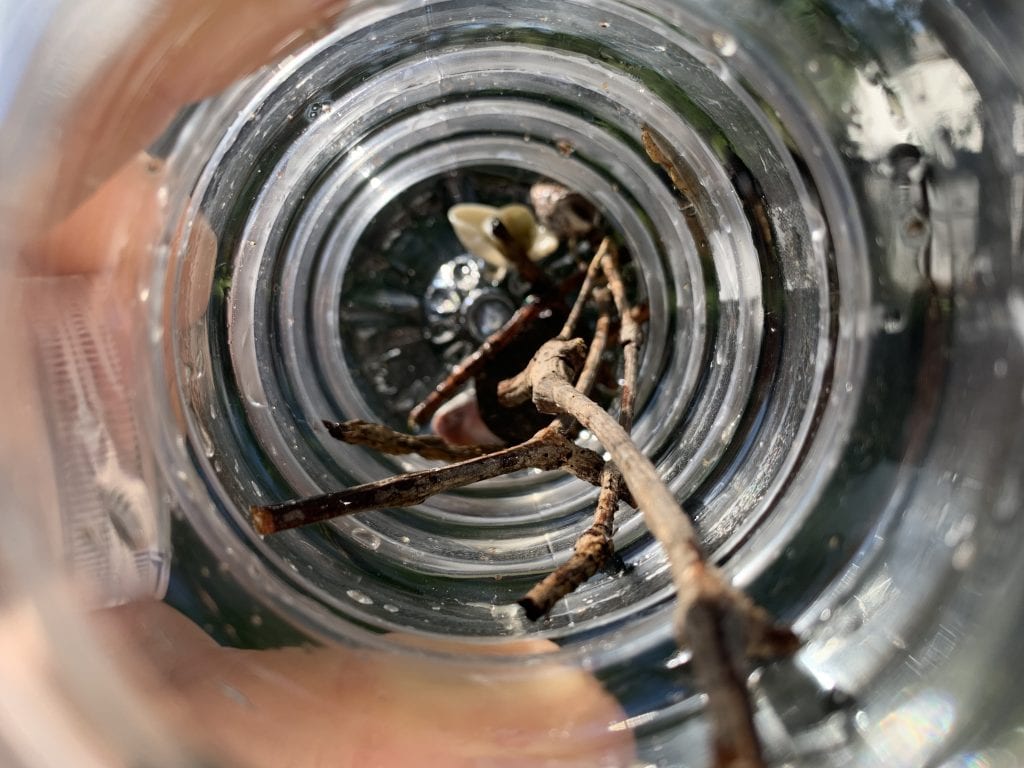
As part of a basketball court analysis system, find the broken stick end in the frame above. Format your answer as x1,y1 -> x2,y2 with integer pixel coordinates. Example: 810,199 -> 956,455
322,419 -> 346,439
517,596 -> 549,622
250,506 -> 278,536
408,403 -> 430,430
749,624 -> 802,661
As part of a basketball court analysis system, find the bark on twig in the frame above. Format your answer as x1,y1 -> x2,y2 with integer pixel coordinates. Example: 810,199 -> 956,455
558,239 -> 612,341
324,419 -> 499,461
408,300 -> 545,428
507,337 -> 798,767
251,423 -> 632,535
519,243 -> 640,618
408,271 -> 585,429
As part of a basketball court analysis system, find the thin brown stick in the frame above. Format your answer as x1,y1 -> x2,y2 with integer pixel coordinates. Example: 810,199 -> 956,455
633,135 -> 792,763
408,300 -> 544,428
519,244 -> 640,618
408,270 -> 585,429
571,287 -> 614,399
601,245 -> 640,432
554,286 -> 615,441
506,242 -> 615,442
323,419 -> 499,462
641,124 -> 700,211
251,422 -> 632,535
511,338 -> 798,768
558,239 -> 611,341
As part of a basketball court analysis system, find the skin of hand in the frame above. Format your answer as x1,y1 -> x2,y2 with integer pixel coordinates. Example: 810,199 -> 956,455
25,1 -> 637,765
98,601 -> 634,768
431,390 -> 505,447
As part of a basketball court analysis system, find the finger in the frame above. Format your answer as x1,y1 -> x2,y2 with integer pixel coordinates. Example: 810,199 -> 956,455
56,0 -> 349,219
31,152 -> 166,277
100,601 -> 636,767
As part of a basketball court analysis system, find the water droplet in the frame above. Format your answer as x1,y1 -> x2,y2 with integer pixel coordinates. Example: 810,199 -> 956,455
994,358 -> 1008,378
304,101 -> 331,121
383,603 -> 400,614
854,710 -> 870,732
426,286 -> 462,315
346,589 -> 374,605
882,308 -> 905,334
351,527 -> 382,550
666,649 -> 691,669
250,614 -> 264,627
710,31 -> 737,57
952,540 -> 976,570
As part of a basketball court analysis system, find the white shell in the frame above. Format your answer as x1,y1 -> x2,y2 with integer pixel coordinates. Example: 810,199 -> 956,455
447,204 -> 508,271
447,203 -> 560,280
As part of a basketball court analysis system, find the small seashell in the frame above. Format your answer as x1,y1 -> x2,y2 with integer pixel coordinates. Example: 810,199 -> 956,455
448,203 -> 559,280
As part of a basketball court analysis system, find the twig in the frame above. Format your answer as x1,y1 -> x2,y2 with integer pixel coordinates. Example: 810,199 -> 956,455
640,126 -> 801,763
558,239 -> 611,341
251,424 -> 631,535
556,286 -> 615,438
323,419 -> 499,462
600,245 -> 640,430
641,124 -> 700,211
408,271 -> 584,429
506,337 -> 799,768
518,243 -> 640,619
408,300 -> 545,428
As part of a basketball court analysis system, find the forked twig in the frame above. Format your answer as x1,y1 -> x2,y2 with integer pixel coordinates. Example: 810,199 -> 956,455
558,239 -> 612,341
519,243 -> 639,618
504,337 -> 798,767
248,165 -> 799,767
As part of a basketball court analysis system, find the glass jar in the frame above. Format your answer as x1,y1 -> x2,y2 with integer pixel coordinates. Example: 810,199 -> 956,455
1,1 -> 1022,765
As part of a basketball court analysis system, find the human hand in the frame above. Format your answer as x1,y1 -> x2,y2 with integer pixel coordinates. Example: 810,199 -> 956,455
97,600 -> 633,767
